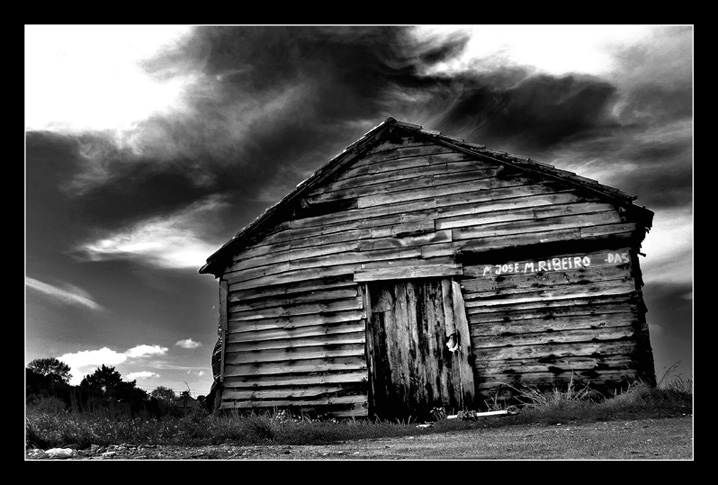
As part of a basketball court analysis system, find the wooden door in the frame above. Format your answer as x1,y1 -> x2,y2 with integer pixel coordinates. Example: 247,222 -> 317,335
364,278 -> 476,420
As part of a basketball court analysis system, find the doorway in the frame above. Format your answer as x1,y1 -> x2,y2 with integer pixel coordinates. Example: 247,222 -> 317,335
364,278 -> 476,420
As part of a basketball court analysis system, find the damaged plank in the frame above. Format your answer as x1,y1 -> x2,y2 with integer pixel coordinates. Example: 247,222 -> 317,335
354,263 -> 463,282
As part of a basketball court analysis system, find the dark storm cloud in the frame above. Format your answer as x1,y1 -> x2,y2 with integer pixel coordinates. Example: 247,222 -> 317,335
108,26 -> 476,207
618,83 -> 693,127
426,72 -> 621,156
131,26 -> 628,198
616,138 -> 692,209
32,26 -> 691,236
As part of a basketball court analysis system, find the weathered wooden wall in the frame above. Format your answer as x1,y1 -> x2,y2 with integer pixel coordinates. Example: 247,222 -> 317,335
462,247 -> 653,402
213,124 -> 653,416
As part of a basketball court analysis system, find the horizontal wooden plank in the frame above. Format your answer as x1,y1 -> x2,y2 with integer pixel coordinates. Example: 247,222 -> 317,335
219,394 -> 367,410
419,222 -> 637,260
354,263 -> 463,282
231,227 -> 451,275
287,198 -> 439,231
471,325 -> 636,349
227,320 -> 365,345
435,180 -> 566,207
223,356 -> 367,378
220,384 -> 363,401
248,201 -> 438,249
227,320 -> 366,345
229,274 -> 356,300
232,229 -> 370,264
464,274 -> 635,300
308,167 -> 499,204
420,227 -> 584,259
228,287 -> 358,311
461,267 -> 631,294
465,294 -> 637,317
224,343 -> 366,365
226,263 -> 361,290
228,330 -> 366,353
354,142 -> 455,167
469,311 -> 636,336
452,209 -> 622,240
318,157 -> 484,194
359,255 -> 455,271
228,240 -> 361,273
467,302 -> 636,326
357,176 -> 537,209
228,297 -> 363,320
437,200 -> 616,231
357,229 -> 452,252
579,222 -> 639,238
474,340 -> 636,361
462,279 -> 636,306
222,370 -> 368,388
368,218 -> 437,239
228,309 -> 364,332
475,369 -> 640,391
225,246 -> 425,286
435,193 -> 600,228
474,355 -> 638,375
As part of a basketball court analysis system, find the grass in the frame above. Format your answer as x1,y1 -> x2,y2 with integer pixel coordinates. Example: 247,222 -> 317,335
26,369 -> 692,451
500,365 -> 693,426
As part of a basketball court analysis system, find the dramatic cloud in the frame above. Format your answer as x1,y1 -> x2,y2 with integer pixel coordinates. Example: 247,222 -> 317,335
75,194 -> 231,269
60,344 -> 168,385
29,26 -> 691,223
175,338 -> 202,349
25,277 -> 104,311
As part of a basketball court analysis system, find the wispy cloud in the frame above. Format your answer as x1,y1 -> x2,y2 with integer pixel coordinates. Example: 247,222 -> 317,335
125,344 -> 169,358
25,277 -> 104,311
175,338 -> 202,349
126,371 -> 160,381
75,195 -> 229,269
60,344 -> 168,385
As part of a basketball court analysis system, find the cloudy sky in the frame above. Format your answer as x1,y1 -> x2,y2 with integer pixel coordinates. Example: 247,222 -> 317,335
25,25 -> 693,397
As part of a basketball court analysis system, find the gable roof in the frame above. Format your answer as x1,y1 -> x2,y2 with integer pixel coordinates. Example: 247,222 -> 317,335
199,117 -> 653,276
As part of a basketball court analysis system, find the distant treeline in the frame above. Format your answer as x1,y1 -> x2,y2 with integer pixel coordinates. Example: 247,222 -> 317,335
26,358 -> 212,418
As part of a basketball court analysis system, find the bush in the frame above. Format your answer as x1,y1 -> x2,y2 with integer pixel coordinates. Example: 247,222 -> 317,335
27,396 -> 68,415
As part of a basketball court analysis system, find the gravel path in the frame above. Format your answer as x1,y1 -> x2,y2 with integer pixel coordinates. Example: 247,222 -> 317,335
26,415 -> 692,461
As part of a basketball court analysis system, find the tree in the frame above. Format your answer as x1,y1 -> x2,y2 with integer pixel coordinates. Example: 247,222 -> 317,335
27,358 -> 71,386
79,365 -> 148,410
26,358 -> 74,409
150,386 -> 177,416
79,364 -> 123,395
150,386 -> 176,404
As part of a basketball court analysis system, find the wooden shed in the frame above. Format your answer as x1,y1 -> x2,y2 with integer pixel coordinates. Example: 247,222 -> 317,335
199,117 -> 656,420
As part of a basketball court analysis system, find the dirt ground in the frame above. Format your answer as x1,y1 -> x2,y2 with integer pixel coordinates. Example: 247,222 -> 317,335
27,414 -> 693,461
